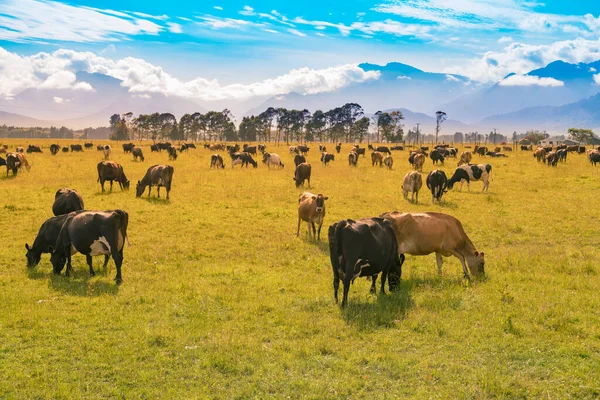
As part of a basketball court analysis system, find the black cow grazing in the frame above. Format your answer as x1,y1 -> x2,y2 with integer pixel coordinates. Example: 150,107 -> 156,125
319,144 -> 327,152
25,212 -> 86,268
84,142 -> 93,149
475,146 -> 487,156
62,147 -> 69,153
122,143 -> 135,153
132,147 -> 145,161
486,152 -> 508,158
353,146 -> 366,157
136,165 -> 174,199
430,149 -> 445,165
368,144 -> 374,151
328,218 -> 403,307
578,146 -> 586,154
590,152 -> 600,166
185,143 -> 196,150
97,145 -> 104,151
542,146 -> 553,153
5,153 -> 20,176
167,146 -> 178,160
293,163 -> 311,188
50,210 -> 129,283
426,170 -> 448,204
375,146 -> 391,155
557,144 -> 567,150
521,145 -> 532,151
557,149 -> 567,162
258,144 -> 266,154
151,144 -> 159,152
243,144 -> 257,155
97,161 -> 130,192
335,142 -> 342,153
297,145 -> 310,155
348,151 -> 358,166
421,146 -> 429,151
294,154 -> 306,167
27,145 -> 42,153
50,144 -> 60,155
203,143 -> 211,149
158,142 -> 172,151
390,145 -> 404,151
70,144 -> 83,152
52,188 -> 84,216
231,152 -> 257,168
210,154 -> 225,169
546,151 -> 559,167
447,164 -> 492,192
321,152 -> 335,166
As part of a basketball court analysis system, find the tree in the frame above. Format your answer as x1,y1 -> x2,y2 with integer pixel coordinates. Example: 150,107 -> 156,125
305,110 -> 326,143
454,132 -> 464,143
435,111 -> 447,144
523,130 -> 548,145
352,117 -> 370,143
568,128 -> 595,144
257,107 -> 277,142
239,116 -> 259,141
109,113 -> 129,141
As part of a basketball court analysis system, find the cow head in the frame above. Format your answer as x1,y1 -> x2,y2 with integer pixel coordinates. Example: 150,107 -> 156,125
468,251 -> 485,277
135,181 -> 144,197
123,180 -> 131,190
262,153 -> 270,163
25,243 -> 40,267
312,194 -> 328,213
49,247 -> 66,274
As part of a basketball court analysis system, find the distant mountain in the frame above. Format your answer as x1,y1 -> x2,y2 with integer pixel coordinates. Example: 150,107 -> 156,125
0,111 -> 50,127
368,108 -> 470,135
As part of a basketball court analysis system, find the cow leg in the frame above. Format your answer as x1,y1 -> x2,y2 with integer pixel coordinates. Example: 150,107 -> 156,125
112,249 -> 123,284
296,217 -> 301,237
317,222 -> 323,241
311,222 -> 317,239
147,186 -> 151,197
307,178 -> 311,189
436,252 -> 443,275
65,248 -> 74,277
157,186 -> 161,198
456,254 -> 471,280
459,180 -> 464,191
102,254 -> 110,270
333,277 -> 340,303
370,274 -> 377,294
379,270 -> 387,295
86,254 -> 95,276
109,180 -> 113,192
166,187 -> 170,200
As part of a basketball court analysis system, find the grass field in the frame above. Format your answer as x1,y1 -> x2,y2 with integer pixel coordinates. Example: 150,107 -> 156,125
1,139 -> 600,399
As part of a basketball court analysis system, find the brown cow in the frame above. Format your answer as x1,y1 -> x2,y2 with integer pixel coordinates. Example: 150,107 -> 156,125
383,155 -> 393,170
402,171 -> 423,203
381,211 -> 485,279
371,151 -> 384,167
293,163 -> 311,188
413,153 -> 425,171
132,146 -> 144,161
457,151 -> 473,166
348,151 -> 358,166
97,161 -> 130,192
209,144 -> 225,151
502,146 -> 512,151
297,192 -> 328,240
136,165 -> 174,199
534,148 -> 546,162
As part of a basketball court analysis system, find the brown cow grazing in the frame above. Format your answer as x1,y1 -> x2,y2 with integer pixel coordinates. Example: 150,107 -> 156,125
132,147 -> 144,161
457,151 -> 473,166
209,143 -> 225,151
348,151 -> 358,166
413,153 -> 425,171
381,211 -> 485,279
494,147 -> 501,153
534,148 -> 546,162
136,165 -> 174,199
210,154 -> 225,169
402,171 -> 423,203
97,161 -> 130,192
5,152 -> 30,176
297,192 -> 328,240
293,163 -> 311,188
52,188 -> 84,216
502,146 -> 513,152
383,155 -> 393,169
371,151 -> 384,167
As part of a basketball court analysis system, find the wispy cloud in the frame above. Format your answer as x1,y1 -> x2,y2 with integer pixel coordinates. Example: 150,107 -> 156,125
498,36 -> 513,43
167,23 -> 183,34
499,75 -> 564,87
196,15 -> 265,30
130,11 -> 169,21
213,6 -> 223,11
287,28 -> 307,37
239,6 -> 255,16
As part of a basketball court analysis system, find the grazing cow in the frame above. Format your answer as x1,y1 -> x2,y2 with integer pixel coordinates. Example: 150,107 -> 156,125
368,144 -> 374,151
371,151 -> 384,167
319,144 -> 327,152
578,146 -> 586,154
16,146 -> 24,153
151,144 -> 159,152
412,153 -> 425,171
447,164 -> 492,192
494,147 -> 501,153
62,147 -> 69,153
383,155 -> 393,170
167,146 -> 178,160
589,151 -> 600,166
132,146 -> 144,162
226,144 -> 240,153
0,147 -> 6,154
321,152 -> 335,166
294,154 -> 306,167
328,218 -> 403,306
84,142 -> 93,149
297,192 -> 328,240
375,146 -> 391,155
297,145 -> 310,155
426,170 -> 448,204
136,165 -> 174,199
402,171 -> 423,203
210,143 -> 225,151
52,188 -> 84,216
486,152 -> 508,158
381,211 -> 485,279
243,144 -> 257,155
390,145 -> 404,151
458,151 -> 473,166
502,146 -> 513,152
97,145 -> 104,151
210,154 -> 225,169
335,143 -> 342,153
475,146 -> 487,156
97,161 -> 130,192
566,145 -> 579,152
185,143 -> 196,150
430,149 -> 445,165
262,153 -> 284,169
50,210 -> 129,283
421,146 -> 429,151
27,145 -> 42,153
70,144 -> 83,152
546,151 -> 559,167
557,149 -> 567,163
542,146 -> 553,153
103,145 -> 111,160
231,152 -> 258,168
289,146 -> 298,154
0,156 -> 5,169
348,151 -> 358,166
122,143 -> 134,153
353,146 -> 366,157
534,148 -> 546,162
521,145 -> 533,151
5,153 -> 29,176
50,144 -> 60,155
556,144 -> 567,150
158,142 -> 172,151
258,144 -> 266,154
293,163 -> 311,188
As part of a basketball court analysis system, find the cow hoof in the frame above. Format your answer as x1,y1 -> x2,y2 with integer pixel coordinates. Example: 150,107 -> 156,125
115,278 -> 123,284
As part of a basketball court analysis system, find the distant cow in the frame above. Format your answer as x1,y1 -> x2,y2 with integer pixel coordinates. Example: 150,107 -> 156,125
402,171 -> 423,203
447,164 -> 492,192
258,144 -> 266,154
557,149 -> 567,163
210,154 -> 224,169
390,145 -> 404,151
328,217 -> 403,307
375,146 -> 391,155
475,146 -> 487,156
27,145 -> 42,153
62,147 -> 69,153
383,155 -> 393,170
348,151 -> 358,166
167,146 -> 178,160
319,144 -> 327,152
502,146 -> 513,152
426,170 -> 448,204
297,191 -> 328,240
335,142 -> 342,154
132,147 -> 144,162
289,146 -> 297,154
430,149 -> 445,165
546,151 -> 559,167
353,146 -> 366,157
136,165 -> 174,199
158,142 -> 172,151
263,153 -> 284,169
243,144 -> 257,155
521,145 -> 533,151
381,211 -> 485,279
321,152 -> 335,166
293,163 -> 311,188
534,148 -> 546,162
52,188 -> 84,216
458,151 -> 472,166
486,152 -> 508,158
97,161 -> 130,192
97,145 -> 104,151
84,142 -> 93,149
371,151 -> 384,167
151,144 -> 159,152
103,145 -> 111,160
294,154 -> 306,167
50,210 -> 129,283
122,143 -> 134,153
209,143 -> 225,152
50,144 -> 60,155
412,153 -> 425,171
368,144 -> 374,151
16,146 -> 24,153
297,145 -> 310,155
566,145 -> 579,152
231,152 -> 257,168
70,144 -> 83,152
589,151 -> 600,166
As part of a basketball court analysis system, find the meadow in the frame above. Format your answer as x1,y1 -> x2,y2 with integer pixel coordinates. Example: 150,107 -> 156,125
1,139 -> 600,399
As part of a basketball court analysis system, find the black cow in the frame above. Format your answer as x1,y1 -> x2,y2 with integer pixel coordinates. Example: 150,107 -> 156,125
70,144 -> 83,152
353,147 -> 366,157
475,146 -> 487,156
5,153 -> 20,176
50,210 -> 129,283
390,145 -> 404,151
421,146 -> 429,151
210,154 -> 224,169
136,165 -> 174,199
426,170 -> 448,204
167,146 -> 178,160
335,143 -> 341,154
185,143 -> 196,150
158,142 -> 172,151
557,149 -> 567,162
50,144 -> 60,155
258,144 -> 266,154
546,152 -> 559,167
227,144 -> 240,153
321,152 -> 335,166
293,163 -> 311,188
52,188 -> 84,216
297,145 -> 310,155
231,152 -> 257,168
578,146 -> 586,154
430,149 -> 445,165
151,144 -> 159,152
62,147 -> 69,153
122,143 -> 135,153
0,156 -> 5,168
97,161 -> 130,192
590,152 -> 600,166
294,154 -> 306,167
97,145 -> 104,151
132,147 -> 144,161
521,145 -> 532,151
328,218 -> 403,307
319,144 -> 327,152
27,145 -> 42,153
375,146 -> 391,155
243,144 -> 257,155
84,142 -> 93,149
368,144 -> 374,151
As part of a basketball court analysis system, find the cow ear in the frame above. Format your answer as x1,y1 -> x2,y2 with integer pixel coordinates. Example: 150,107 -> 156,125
311,196 -> 316,200
474,251 -> 478,256
137,180 -> 141,184
323,197 -> 329,200
25,243 -> 30,250
479,252 -> 484,258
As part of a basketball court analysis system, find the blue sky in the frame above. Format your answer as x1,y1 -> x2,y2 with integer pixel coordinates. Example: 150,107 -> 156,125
1,0 -> 600,101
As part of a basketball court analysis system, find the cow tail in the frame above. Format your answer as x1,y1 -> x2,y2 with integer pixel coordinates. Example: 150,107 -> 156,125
115,210 -> 130,246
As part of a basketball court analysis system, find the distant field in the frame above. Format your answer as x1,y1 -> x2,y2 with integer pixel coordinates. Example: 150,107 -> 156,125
1,139 -> 599,399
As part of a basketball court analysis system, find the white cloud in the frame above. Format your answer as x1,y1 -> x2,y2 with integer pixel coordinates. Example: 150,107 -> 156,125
131,12 -> 168,20
197,16 -> 265,30
239,6 -> 255,16
590,67 -> 597,72
397,75 -> 412,80
213,6 -> 223,11
263,29 -> 278,34
53,96 -> 68,103
499,75 -> 564,87
167,23 -> 183,33
0,47 -> 380,101
445,74 -> 460,82
287,29 -> 306,37
291,16 -> 431,38
594,73 -> 600,85
498,36 -> 513,43
178,17 -> 192,21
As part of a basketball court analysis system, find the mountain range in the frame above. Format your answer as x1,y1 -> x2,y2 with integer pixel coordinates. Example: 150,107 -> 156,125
2,60 -> 600,135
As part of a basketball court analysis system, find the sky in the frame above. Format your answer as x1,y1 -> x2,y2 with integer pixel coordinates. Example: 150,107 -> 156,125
1,0 -> 600,102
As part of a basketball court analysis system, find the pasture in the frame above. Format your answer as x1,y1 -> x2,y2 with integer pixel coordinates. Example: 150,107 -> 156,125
1,139 -> 600,398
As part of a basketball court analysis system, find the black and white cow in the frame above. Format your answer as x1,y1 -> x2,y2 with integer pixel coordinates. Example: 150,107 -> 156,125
426,170 -> 448,204
294,154 -> 306,167
447,164 -> 492,192
231,152 -> 257,168
557,148 -> 567,163
348,151 -> 358,166
50,210 -> 129,283
430,149 -> 445,165
52,188 -> 84,216
210,154 -> 225,169
321,152 -> 335,166
297,145 -> 310,155
328,218 -> 404,307
335,142 -> 342,154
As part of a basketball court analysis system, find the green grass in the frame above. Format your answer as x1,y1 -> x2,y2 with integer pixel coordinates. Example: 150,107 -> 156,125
1,140 -> 600,398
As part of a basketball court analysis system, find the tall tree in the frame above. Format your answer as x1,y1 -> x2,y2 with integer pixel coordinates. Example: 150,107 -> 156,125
435,111 -> 447,144
305,110 -> 326,143
568,128 -> 595,144
352,117 -> 370,143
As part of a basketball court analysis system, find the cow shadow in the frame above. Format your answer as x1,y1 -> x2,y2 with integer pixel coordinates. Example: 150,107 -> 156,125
145,197 -> 171,205
48,271 -> 120,297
